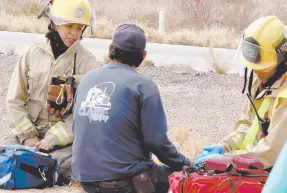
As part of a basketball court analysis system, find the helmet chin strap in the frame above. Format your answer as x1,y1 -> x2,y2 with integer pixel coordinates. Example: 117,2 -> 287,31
242,67 -> 254,98
45,23 -> 68,59
80,26 -> 87,40
242,67 -> 248,94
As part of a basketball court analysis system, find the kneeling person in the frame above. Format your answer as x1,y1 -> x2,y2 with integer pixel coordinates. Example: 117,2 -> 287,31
72,24 -> 192,193
2,0 -> 97,185
194,16 -> 287,171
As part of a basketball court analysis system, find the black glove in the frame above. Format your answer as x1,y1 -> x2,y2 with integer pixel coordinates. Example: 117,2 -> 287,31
46,76 -> 67,118
60,76 -> 76,119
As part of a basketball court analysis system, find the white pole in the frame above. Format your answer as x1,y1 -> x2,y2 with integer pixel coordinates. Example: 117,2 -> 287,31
159,10 -> 165,33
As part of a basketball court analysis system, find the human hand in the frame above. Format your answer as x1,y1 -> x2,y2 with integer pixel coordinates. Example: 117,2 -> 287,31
193,144 -> 224,169
193,153 -> 223,169
23,137 -> 40,146
189,157 -> 195,168
202,144 -> 224,154
35,139 -> 53,151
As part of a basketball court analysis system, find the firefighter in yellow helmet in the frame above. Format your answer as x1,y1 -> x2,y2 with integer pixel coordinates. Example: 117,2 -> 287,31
1,0 -> 98,184
194,16 -> 287,170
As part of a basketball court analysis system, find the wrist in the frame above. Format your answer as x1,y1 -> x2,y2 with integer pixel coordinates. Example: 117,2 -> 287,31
18,128 -> 39,144
43,133 -> 56,147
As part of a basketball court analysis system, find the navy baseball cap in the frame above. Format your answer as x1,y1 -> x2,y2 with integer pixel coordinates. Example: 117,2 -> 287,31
112,24 -> 146,53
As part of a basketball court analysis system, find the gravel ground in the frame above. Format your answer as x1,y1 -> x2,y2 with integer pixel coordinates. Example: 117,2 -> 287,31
0,54 -> 245,192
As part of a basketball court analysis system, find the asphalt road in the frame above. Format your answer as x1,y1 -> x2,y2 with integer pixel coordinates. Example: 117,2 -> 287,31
0,31 -> 243,74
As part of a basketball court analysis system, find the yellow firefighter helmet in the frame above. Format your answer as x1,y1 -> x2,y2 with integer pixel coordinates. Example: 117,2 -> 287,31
236,16 -> 287,71
44,0 -> 96,28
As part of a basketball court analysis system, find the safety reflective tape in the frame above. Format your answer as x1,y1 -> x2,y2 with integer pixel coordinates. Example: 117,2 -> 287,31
226,134 -> 240,151
58,122 -> 73,144
232,134 -> 244,149
16,118 -> 33,132
238,133 -> 244,142
240,97 -> 272,150
52,129 -> 65,146
232,136 -> 240,149
52,122 -> 72,145
223,142 -> 232,152
268,98 -> 276,118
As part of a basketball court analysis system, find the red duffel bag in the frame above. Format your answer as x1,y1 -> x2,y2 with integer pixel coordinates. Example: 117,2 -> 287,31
168,164 -> 268,193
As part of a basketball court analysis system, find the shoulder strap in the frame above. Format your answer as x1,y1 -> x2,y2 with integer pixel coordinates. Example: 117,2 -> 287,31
240,97 -> 272,150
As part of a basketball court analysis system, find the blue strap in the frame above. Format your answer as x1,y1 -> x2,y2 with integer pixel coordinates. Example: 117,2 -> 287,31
55,164 -> 60,172
0,145 -> 38,152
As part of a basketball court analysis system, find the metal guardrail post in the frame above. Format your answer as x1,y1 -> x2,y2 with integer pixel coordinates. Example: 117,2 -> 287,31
159,10 -> 165,33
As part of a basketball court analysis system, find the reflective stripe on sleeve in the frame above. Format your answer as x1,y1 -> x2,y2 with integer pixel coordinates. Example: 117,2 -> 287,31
16,118 -> 34,132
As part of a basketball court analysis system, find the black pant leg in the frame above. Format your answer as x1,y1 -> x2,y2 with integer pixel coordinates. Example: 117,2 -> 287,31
81,181 -> 136,193
152,164 -> 174,193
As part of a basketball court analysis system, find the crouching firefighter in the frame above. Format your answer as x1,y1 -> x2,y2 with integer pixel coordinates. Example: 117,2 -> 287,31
72,24 -> 193,193
194,16 -> 287,171
2,0 -> 98,185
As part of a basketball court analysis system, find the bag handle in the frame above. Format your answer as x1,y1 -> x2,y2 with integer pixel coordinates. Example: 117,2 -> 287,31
207,164 -> 234,175
182,165 -> 191,177
207,164 -> 268,177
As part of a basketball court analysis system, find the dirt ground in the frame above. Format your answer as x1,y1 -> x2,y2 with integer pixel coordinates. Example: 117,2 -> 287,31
0,54 -> 245,192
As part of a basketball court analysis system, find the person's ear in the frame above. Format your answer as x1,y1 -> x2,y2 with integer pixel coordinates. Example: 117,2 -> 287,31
143,50 -> 147,60
108,44 -> 113,60
53,24 -> 57,31
109,44 -> 112,52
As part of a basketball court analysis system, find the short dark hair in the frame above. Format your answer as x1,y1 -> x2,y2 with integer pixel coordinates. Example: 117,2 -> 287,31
109,44 -> 144,67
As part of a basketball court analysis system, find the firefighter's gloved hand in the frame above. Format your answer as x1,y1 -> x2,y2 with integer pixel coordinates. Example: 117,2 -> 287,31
202,144 -> 224,154
196,144 -> 224,159
46,76 -> 67,117
193,153 -> 223,170
60,76 -> 75,119
193,144 -> 224,169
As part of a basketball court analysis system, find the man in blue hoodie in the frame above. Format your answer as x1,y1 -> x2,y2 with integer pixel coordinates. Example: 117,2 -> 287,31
72,24 -> 192,193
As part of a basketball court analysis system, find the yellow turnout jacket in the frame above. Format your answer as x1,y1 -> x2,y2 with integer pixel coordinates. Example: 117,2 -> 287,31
6,40 -> 97,146
222,73 -> 287,169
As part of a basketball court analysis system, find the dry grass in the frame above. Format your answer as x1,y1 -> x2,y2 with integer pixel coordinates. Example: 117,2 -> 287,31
152,127 -> 207,165
204,47 -> 231,74
168,127 -> 208,157
102,54 -> 110,64
2,0 -> 287,48
93,54 -> 110,67
0,11 -> 48,33
142,59 -> 155,67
